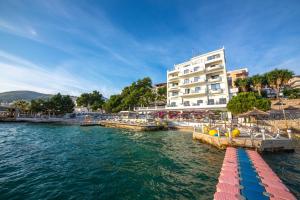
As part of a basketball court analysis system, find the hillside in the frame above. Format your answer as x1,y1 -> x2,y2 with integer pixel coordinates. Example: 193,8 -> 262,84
0,91 -> 52,103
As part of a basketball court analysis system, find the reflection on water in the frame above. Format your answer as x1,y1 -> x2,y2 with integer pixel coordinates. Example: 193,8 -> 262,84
0,123 -> 299,199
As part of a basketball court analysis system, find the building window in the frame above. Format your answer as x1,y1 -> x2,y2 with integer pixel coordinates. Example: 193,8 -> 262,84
195,87 -> 201,93
194,66 -> 199,71
197,100 -> 203,105
207,54 -> 220,61
211,75 -> 219,80
172,92 -> 178,96
184,79 -> 189,84
219,98 -> 226,104
208,99 -> 214,105
183,101 -> 190,106
170,102 -> 176,107
194,77 -> 199,82
184,69 -> 189,74
211,83 -> 221,91
185,89 -> 190,94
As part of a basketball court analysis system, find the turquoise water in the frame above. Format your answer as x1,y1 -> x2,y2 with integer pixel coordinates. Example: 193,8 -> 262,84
0,123 -> 299,199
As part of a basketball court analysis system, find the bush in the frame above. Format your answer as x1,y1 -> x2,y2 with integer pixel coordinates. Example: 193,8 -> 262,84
283,88 -> 300,99
227,92 -> 271,115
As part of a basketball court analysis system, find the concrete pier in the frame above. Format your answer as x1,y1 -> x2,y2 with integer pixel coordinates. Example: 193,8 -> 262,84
193,131 -> 295,152
99,121 -> 166,131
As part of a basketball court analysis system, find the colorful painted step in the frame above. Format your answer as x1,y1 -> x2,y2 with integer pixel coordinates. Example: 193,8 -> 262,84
214,147 -> 296,200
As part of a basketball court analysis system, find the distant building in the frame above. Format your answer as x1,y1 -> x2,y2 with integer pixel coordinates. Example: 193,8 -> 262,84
288,75 -> 300,89
227,68 -> 249,97
153,82 -> 167,90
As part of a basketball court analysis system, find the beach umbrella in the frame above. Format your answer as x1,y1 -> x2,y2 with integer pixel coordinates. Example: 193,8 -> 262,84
284,106 -> 299,110
238,107 -> 269,127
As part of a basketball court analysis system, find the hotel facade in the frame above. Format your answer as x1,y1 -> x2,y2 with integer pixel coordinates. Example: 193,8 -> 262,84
135,48 -> 246,112
166,48 -> 231,111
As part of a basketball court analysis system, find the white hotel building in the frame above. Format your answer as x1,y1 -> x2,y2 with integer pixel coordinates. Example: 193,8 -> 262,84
134,48 -> 242,112
166,48 -> 230,111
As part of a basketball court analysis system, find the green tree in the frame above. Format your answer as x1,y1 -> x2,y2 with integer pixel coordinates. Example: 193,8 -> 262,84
103,94 -> 122,113
227,92 -> 271,115
12,100 -> 30,113
76,91 -> 105,111
30,99 -> 46,114
251,74 -> 266,96
103,77 -> 156,113
283,88 -> 300,99
29,93 -> 74,115
156,86 -> 167,103
235,78 -> 251,92
266,69 -> 294,98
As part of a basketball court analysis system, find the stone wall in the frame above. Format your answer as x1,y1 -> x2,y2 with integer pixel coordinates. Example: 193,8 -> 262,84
271,99 -> 300,110
263,119 -> 300,132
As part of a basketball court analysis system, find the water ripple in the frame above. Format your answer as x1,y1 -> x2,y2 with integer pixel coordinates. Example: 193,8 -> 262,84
0,123 -> 298,199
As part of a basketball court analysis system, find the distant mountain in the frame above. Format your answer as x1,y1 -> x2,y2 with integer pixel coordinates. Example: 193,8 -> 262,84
0,91 -> 52,103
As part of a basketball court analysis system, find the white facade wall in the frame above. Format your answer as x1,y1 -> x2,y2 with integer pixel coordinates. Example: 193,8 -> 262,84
167,48 -> 230,110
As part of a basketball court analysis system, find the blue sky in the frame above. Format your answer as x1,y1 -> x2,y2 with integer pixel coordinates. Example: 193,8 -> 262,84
0,0 -> 299,97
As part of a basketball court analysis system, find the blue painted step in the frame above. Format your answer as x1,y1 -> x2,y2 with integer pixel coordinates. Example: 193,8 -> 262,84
237,148 -> 269,200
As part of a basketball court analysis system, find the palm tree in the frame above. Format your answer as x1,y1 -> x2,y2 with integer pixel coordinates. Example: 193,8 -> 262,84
235,78 -> 251,92
251,74 -> 266,96
13,100 -> 30,115
266,69 -> 294,98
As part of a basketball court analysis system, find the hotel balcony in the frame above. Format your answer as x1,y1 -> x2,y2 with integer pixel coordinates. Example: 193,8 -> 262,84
205,57 -> 222,64
168,75 -> 179,82
169,94 -> 179,99
167,69 -> 179,75
206,64 -> 224,72
178,68 -> 205,77
179,79 -> 206,87
179,90 -> 207,97
209,89 -> 223,94
168,85 -> 179,91
207,77 -> 222,83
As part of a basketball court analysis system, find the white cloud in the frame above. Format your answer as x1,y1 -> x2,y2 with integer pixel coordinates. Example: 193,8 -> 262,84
0,50 -> 119,97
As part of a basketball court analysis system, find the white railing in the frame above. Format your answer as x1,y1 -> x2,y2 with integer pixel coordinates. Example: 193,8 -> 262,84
206,64 -> 223,71
178,68 -> 205,76
207,77 -> 222,82
134,106 -> 166,111
210,89 -> 223,94
179,79 -> 206,86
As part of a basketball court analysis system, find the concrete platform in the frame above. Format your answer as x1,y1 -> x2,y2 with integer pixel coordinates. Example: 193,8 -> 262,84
193,131 -> 296,152
99,121 -> 166,131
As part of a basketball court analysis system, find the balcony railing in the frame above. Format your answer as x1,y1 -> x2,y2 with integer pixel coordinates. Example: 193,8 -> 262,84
178,68 -> 205,77
205,57 -> 222,64
210,89 -> 223,94
179,79 -> 206,86
180,90 -> 206,97
207,77 -> 222,82
167,69 -> 179,74
168,75 -> 179,81
206,64 -> 223,71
